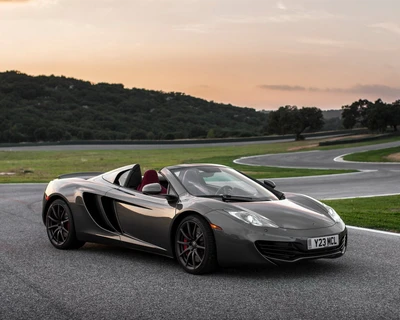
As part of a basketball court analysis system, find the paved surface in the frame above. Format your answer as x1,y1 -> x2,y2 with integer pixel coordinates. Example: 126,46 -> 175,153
0,134 -> 347,152
1,184 -> 400,320
0,140 -> 293,151
2,139 -> 400,319
236,141 -> 400,199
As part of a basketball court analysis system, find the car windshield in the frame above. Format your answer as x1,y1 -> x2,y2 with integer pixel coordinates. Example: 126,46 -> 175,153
171,166 -> 278,201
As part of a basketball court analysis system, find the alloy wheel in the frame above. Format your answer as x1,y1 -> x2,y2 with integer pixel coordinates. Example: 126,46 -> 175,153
176,220 -> 206,271
46,202 -> 70,246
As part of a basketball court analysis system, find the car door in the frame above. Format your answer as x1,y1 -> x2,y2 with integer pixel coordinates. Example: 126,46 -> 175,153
105,187 -> 178,254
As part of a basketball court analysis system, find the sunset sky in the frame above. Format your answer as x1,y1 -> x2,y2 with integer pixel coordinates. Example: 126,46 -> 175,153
1,0 -> 400,110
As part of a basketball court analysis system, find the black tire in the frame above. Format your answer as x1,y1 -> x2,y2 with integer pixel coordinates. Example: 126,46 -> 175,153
175,215 -> 218,274
46,199 -> 85,250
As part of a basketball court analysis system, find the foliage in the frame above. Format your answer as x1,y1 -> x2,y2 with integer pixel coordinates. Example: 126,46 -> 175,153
0,71 -> 269,143
267,105 -> 324,140
389,100 -> 400,132
341,99 -> 400,132
341,99 -> 370,129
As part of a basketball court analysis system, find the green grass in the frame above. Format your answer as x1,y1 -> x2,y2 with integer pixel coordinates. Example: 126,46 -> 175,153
318,135 -> 400,150
323,195 -> 400,233
0,140 -> 353,183
1,135 -> 399,183
343,146 -> 400,162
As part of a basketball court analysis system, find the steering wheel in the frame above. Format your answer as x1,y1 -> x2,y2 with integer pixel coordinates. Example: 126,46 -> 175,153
215,185 -> 233,195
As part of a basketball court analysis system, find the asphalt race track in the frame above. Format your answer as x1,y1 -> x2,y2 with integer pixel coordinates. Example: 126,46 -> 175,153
1,139 -> 400,319
0,133 -> 348,152
236,140 -> 400,199
0,138 -> 308,151
1,186 -> 400,319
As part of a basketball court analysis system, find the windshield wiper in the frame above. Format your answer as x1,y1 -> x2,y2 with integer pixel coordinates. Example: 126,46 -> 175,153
197,194 -> 255,202
222,194 -> 257,202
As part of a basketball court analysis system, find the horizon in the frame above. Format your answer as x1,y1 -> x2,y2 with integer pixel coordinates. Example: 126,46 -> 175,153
0,69 -> 349,111
1,0 -> 400,110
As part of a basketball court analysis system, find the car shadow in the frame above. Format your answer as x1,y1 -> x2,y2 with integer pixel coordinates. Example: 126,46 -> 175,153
78,243 -> 347,279
215,259 -> 348,280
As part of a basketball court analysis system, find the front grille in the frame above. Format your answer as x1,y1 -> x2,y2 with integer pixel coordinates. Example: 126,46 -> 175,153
255,234 -> 346,262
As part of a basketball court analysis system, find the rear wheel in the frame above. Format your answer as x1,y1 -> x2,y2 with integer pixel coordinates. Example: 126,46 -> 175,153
46,199 -> 85,249
175,215 -> 218,274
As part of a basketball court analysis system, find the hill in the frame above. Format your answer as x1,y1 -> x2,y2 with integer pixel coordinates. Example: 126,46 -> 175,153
0,71 -> 269,143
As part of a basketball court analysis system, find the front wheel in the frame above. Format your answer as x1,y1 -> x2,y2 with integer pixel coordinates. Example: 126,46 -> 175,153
175,215 -> 218,274
46,199 -> 85,250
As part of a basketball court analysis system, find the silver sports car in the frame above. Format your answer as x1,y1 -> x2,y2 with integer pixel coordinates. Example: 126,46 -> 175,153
42,163 -> 347,274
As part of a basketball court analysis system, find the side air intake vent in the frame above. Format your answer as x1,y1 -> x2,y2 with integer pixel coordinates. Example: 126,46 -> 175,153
83,193 -> 120,233
101,197 -> 122,233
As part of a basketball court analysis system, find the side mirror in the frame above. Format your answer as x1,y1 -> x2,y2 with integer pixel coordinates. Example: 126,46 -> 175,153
165,194 -> 179,202
142,183 -> 162,195
263,179 -> 276,189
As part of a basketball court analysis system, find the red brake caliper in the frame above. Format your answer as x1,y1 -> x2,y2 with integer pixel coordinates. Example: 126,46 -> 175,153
183,238 -> 188,255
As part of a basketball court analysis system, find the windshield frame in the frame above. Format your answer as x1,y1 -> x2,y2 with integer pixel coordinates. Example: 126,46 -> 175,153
170,165 -> 278,201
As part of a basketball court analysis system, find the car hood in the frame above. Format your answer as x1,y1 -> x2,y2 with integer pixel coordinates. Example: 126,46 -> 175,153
235,199 -> 335,230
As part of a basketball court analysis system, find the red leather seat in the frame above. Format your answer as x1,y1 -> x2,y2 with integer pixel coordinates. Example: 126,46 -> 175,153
137,170 -> 167,194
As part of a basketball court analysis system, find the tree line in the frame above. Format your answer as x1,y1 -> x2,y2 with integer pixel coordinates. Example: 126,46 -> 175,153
267,106 -> 324,140
0,71 -> 268,143
1,71 -> 398,144
266,99 -> 400,141
341,99 -> 400,132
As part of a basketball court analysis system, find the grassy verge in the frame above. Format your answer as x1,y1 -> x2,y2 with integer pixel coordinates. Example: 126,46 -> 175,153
322,195 -> 400,233
318,135 -> 400,150
343,146 -> 400,162
1,135 -> 399,183
0,144 -> 352,183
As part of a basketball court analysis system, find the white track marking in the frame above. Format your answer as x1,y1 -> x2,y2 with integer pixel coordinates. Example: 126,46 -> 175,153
347,226 -> 400,237
322,193 -> 400,200
334,153 -> 400,164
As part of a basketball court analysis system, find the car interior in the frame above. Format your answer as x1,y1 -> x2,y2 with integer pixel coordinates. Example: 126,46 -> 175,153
120,164 -> 168,194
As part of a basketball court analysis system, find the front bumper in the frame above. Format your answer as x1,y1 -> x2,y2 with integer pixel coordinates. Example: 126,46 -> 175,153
207,211 -> 348,267
254,232 -> 347,263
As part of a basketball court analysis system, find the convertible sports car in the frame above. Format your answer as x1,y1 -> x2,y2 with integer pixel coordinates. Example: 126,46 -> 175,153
42,163 -> 347,274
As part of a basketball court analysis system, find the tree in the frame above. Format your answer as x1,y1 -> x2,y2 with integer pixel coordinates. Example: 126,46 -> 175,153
295,107 -> 324,140
207,129 -> 215,139
188,126 -> 206,138
77,129 -> 94,140
268,106 -> 324,140
388,100 -> 400,131
164,133 -> 175,140
47,126 -> 65,141
364,99 -> 390,132
341,99 -> 371,129
34,127 -> 47,141
130,129 -> 147,140
268,105 -> 298,135
146,131 -> 155,140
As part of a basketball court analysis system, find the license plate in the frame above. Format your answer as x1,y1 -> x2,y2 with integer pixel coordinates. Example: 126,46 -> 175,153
307,235 -> 339,250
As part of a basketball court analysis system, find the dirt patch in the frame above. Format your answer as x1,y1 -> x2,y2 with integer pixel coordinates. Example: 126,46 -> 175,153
0,172 -> 15,176
289,134 -> 378,151
324,134 -> 374,142
288,144 -> 318,151
385,153 -> 400,162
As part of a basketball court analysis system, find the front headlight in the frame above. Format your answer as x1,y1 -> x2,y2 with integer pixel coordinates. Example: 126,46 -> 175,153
224,209 -> 279,228
324,205 -> 342,223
